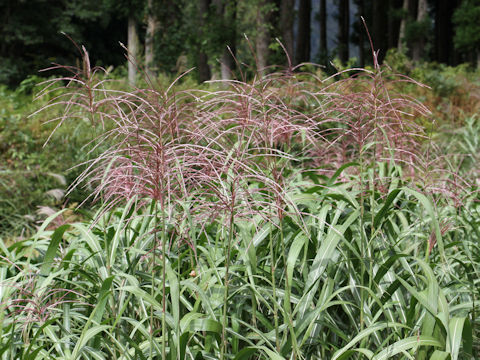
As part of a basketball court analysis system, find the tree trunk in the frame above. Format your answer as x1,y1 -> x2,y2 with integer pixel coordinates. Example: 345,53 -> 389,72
435,0 -> 456,64
221,1 -> 236,80
388,0 -> 403,50
412,0 -> 427,62
319,0 -> 327,63
198,0 -> 211,82
256,0 -> 273,74
128,16 -> 139,86
212,0 -> 236,80
210,0 -> 233,80
338,0 -> 349,63
398,0 -> 408,52
295,0 -> 311,64
220,47 -> 234,80
280,0 -> 294,63
145,0 -> 157,78
398,0 -> 417,53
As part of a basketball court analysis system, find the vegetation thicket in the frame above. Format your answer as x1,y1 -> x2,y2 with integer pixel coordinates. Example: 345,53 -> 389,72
0,37 -> 479,359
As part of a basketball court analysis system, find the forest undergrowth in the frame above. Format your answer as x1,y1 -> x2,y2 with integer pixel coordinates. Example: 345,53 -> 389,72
0,43 -> 479,359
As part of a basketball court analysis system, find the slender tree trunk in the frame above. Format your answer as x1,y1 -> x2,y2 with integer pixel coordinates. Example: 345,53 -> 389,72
212,0 -> 237,80
145,0 -> 157,78
220,0 -> 236,80
319,0 -> 327,62
338,0 -> 349,63
388,0 -> 403,50
398,0 -> 408,52
128,16 -> 139,86
198,0 -> 211,81
256,0 -> 273,74
412,0 -> 427,62
280,0 -> 294,63
398,0 -> 417,53
295,0 -> 311,64
221,47 -> 235,80
435,0 -> 455,64
211,0 -> 223,80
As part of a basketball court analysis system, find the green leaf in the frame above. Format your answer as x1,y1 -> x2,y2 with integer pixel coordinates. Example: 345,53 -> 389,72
119,285 -> 163,311
108,196 -> 137,267
396,258 -> 440,316
24,347 -> 43,360
166,262 -> 180,327
373,254 -> 408,284
39,224 -> 70,277
327,162 -> 359,186
335,348 -> 374,360
402,187 -> 444,258
92,276 -> 114,326
25,318 -> 57,358
448,317 -> 466,360
258,346 -> 285,360
373,188 -> 401,229
189,319 -> 222,334
71,276 -> 114,359
297,207 -> 360,318
430,350 -> 450,360
285,233 -> 307,300
252,222 -> 276,248
233,347 -> 257,360
372,336 -> 442,360
462,317 -> 473,356
72,325 -> 110,358
332,323 -> 402,360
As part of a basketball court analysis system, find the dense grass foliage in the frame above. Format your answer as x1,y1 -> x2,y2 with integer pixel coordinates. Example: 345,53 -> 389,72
0,78 -> 98,238
1,48 -> 479,359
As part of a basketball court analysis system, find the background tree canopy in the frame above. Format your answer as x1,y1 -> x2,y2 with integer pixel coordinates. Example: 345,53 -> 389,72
1,0 -> 479,86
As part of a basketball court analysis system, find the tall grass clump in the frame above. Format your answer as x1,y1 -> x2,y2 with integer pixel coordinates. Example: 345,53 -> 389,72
1,42 -> 478,359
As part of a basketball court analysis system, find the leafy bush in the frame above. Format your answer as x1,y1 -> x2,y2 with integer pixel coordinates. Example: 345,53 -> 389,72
384,49 -> 480,126
0,79 -> 94,237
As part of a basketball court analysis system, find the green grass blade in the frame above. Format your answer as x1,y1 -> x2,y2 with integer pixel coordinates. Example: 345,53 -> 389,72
71,325 -> 110,358
297,207 -> 360,318
71,276 -> 114,359
448,317 -> 466,360
332,323 -> 403,360
430,350 -> 450,360
372,336 -> 442,360
39,224 -> 70,277
402,187 -> 444,258
373,188 -> 401,229
108,197 -> 137,268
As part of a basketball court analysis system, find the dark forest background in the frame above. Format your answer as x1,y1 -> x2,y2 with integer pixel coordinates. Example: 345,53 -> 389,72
1,0 -> 479,86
